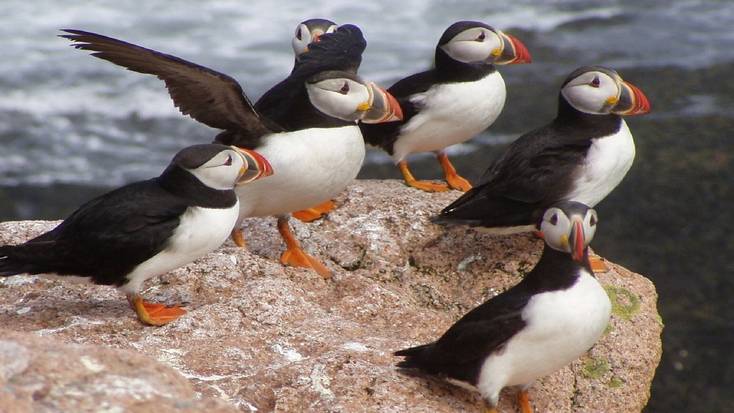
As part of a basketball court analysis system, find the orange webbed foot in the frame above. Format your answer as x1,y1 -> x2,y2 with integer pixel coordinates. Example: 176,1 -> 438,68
445,173 -> 472,192
518,389 -> 533,413
277,216 -> 332,279
231,228 -> 246,248
436,151 -> 472,192
128,294 -> 186,326
405,179 -> 450,192
590,255 -> 610,273
293,200 -> 337,222
398,160 -> 450,193
280,248 -> 331,279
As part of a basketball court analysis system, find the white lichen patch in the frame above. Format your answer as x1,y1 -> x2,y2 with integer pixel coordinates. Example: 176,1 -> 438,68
272,343 -> 304,362
36,316 -> 105,336
16,306 -> 31,315
0,340 -> 30,381
457,254 -> 481,272
1,275 -> 38,286
80,355 -> 105,373
308,364 -> 334,401
342,342 -> 369,352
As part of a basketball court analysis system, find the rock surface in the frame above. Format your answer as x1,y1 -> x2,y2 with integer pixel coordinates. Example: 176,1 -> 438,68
0,180 -> 662,412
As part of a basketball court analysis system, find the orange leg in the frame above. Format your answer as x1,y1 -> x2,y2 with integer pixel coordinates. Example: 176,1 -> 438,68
231,227 -> 246,248
590,255 -> 610,273
518,389 -> 533,413
436,151 -> 472,191
127,293 -> 186,326
277,216 -> 331,279
292,200 -> 337,222
398,160 -> 449,192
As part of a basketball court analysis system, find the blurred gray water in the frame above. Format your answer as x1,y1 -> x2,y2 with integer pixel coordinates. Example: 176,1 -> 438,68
1,1 -> 733,411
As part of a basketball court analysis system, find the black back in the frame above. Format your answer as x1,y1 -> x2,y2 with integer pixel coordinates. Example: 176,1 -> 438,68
435,95 -> 622,228
394,245 -> 591,385
361,21 -> 497,153
254,24 -> 366,130
0,162 -> 236,287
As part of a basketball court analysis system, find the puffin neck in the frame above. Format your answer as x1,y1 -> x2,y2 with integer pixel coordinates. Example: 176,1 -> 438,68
157,165 -> 237,209
555,95 -> 623,135
521,245 -> 592,293
434,48 -> 496,83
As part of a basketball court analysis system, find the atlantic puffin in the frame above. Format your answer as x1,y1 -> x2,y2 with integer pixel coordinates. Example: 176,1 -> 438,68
0,144 -> 271,326
290,18 -> 338,69
255,22 -> 365,223
395,201 -> 611,413
61,29 -> 402,279
361,21 -> 531,192
434,66 -> 650,231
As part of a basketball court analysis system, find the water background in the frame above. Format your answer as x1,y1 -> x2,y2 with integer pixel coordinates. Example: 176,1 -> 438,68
1,1 -> 733,411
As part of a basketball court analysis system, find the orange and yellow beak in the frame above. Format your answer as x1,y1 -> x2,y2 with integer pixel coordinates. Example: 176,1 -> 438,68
569,218 -> 586,263
233,147 -> 273,185
494,31 -> 532,65
360,84 -> 404,124
612,80 -> 651,116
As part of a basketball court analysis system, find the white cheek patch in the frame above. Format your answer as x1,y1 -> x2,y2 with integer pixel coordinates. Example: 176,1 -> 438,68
189,152 -> 243,190
562,85 -> 610,114
292,25 -> 311,56
307,85 -> 369,121
441,40 -> 496,64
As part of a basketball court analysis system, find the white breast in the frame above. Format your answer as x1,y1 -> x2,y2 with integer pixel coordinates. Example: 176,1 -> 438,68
566,120 -> 636,207
120,203 -> 240,294
475,270 -> 611,404
235,126 -> 365,218
391,71 -> 506,162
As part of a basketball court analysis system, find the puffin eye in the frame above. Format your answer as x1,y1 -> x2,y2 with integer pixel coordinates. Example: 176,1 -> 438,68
590,76 -> 600,88
476,32 -> 486,42
296,27 -> 302,40
224,155 -> 233,166
589,213 -> 597,226
549,214 -> 558,225
339,82 -> 350,95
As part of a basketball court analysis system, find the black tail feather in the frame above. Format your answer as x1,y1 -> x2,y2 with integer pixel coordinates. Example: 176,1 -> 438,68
394,343 -> 433,369
0,243 -> 58,277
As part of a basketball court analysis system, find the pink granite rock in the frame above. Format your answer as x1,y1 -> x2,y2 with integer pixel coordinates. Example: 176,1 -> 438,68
0,180 -> 662,412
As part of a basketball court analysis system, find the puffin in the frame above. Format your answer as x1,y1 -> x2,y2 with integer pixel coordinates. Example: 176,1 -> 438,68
61,28 -> 402,279
395,201 -> 611,413
256,22 -> 366,223
0,144 -> 271,326
360,21 -> 531,192
434,66 -> 649,259
290,18 -> 338,70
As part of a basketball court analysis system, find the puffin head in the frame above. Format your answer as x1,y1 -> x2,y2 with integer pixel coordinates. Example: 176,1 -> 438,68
304,70 -> 403,123
292,18 -> 338,59
172,144 -> 273,190
560,66 -> 651,116
536,201 -> 598,263
437,21 -> 531,65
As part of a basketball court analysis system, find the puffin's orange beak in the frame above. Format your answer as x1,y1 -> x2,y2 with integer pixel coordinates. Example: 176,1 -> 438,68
495,32 -> 532,65
570,219 -> 586,263
613,80 -> 651,115
234,147 -> 273,185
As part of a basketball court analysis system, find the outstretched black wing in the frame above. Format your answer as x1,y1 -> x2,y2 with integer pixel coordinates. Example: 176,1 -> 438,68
255,24 -> 367,128
61,29 -> 273,146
